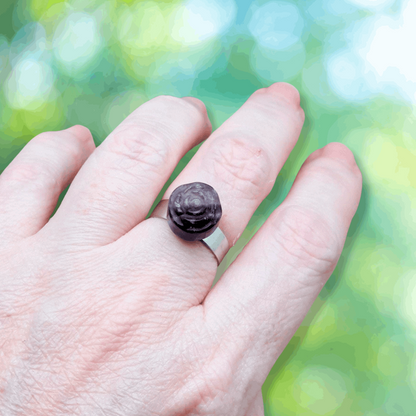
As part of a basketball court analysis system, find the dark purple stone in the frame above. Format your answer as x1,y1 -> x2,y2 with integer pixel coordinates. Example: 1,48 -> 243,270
167,182 -> 222,242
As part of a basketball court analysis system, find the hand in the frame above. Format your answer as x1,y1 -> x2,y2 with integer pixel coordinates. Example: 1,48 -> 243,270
0,82 -> 362,415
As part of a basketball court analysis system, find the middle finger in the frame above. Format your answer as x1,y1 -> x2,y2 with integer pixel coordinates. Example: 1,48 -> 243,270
44,95 -> 212,247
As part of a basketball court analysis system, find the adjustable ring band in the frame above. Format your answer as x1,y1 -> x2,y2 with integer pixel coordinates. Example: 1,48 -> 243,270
148,182 -> 230,266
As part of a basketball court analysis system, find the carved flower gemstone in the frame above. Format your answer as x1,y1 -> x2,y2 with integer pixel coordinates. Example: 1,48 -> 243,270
167,182 -> 222,242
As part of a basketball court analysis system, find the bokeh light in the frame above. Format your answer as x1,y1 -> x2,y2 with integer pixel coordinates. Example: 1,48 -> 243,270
170,0 -> 237,45
358,0 -> 416,103
4,57 -> 55,109
53,12 -> 104,77
292,366 -> 349,414
248,1 -> 304,50
346,0 -> 395,11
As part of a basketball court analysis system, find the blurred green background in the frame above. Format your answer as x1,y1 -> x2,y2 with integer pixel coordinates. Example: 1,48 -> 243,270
1,0 -> 415,414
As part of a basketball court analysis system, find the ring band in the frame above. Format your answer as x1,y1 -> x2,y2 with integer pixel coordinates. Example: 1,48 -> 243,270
149,199 -> 229,266
149,182 -> 230,266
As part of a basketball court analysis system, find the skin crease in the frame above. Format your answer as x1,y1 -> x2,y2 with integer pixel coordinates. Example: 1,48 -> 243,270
0,82 -> 362,415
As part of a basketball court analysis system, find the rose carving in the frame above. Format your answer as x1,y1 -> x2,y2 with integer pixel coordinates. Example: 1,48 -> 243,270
167,182 -> 222,241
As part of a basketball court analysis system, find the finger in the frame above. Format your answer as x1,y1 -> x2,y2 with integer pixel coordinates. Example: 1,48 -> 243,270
45,96 -> 212,247
0,126 -> 95,247
202,142 -> 362,391
138,82 -> 305,301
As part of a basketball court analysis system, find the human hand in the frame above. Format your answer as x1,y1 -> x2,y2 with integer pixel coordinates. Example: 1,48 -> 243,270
0,82 -> 362,415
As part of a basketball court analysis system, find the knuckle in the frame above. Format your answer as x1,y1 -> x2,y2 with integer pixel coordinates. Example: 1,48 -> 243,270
308,156 -> 362,196
150,94 -> 209,123
32,131 -> 64,150
149,94 -> 190,113
353,163 -> 363,182
68,125 -> 94,146
298,106 -> 306,123
71,124 -> 92,136
181,96 -> 208,115
253,87 -> 304,124
266,82 -> 302,108
209,136 -> 273,200
32,129 -> 93,161
106,124 -> 171,173
34,131 -> 54,142
269,206 -> 340,279
153,94 -> 183,105
317,143 -> 363,185
322,142 -> 358,169
1,161 -> 58,191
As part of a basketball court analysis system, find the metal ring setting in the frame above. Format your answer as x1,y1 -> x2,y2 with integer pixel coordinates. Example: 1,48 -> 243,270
148,182 -> 229,266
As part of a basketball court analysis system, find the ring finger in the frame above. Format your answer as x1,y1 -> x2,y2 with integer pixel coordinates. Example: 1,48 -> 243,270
124,82 -> 305,302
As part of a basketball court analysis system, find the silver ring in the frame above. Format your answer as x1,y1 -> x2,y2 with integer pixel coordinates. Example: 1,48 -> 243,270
148,182 -> 229,266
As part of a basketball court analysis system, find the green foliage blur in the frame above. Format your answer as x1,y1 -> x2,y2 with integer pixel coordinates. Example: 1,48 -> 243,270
1,0 -> 416,414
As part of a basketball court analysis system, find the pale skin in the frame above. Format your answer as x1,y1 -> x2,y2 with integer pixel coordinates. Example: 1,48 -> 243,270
0,82 -> 362,415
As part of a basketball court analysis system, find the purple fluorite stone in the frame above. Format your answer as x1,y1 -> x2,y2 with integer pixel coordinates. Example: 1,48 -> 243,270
167,182 -> 222,241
